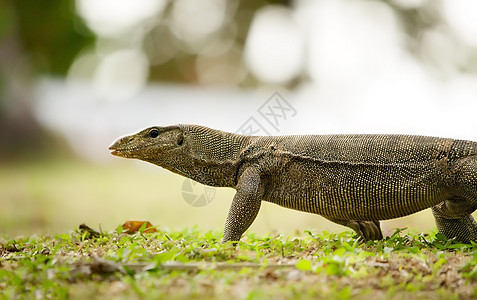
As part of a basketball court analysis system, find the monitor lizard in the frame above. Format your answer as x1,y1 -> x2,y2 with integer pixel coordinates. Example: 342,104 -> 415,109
109,124 -> 477,243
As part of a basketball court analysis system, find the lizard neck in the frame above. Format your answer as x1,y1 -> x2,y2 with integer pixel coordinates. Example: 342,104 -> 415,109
158,125 -> 252,188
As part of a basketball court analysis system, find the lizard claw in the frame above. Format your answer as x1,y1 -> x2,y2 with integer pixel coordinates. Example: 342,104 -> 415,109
326,218 -> 383,241
348,220 -> 383,241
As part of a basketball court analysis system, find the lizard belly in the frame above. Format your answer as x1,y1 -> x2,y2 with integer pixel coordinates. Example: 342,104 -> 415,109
262,161 -> 451,221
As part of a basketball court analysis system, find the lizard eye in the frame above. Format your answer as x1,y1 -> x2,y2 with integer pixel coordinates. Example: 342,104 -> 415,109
149,129 -> 159,138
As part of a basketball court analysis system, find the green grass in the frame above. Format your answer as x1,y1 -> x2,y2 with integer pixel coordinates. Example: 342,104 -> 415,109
2,227 -> 477,299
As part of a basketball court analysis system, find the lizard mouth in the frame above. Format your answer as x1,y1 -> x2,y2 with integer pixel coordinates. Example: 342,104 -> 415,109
109,145 -> 146,157
109,149 -> 124,157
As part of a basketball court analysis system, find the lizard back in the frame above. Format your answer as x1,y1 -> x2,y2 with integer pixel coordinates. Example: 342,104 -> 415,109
242,134 -> 477,221
250,134 -> 477,164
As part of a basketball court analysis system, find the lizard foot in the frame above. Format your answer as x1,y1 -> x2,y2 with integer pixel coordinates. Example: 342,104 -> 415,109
347,220 -> 383,241
326,218 -> 383,241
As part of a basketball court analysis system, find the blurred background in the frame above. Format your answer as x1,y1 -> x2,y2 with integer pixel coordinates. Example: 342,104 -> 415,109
1,0 -> 477,237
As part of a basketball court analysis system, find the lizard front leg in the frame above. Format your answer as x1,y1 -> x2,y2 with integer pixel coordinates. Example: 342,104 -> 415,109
222,167 -> 264,243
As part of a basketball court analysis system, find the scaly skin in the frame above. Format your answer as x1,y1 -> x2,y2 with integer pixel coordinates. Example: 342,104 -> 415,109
110,124 -> 477,243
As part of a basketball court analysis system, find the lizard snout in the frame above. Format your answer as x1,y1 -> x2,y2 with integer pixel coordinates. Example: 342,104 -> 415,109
109,136 -> 135,156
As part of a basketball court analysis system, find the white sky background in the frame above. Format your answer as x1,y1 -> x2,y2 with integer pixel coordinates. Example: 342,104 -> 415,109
35,0 -> 477,159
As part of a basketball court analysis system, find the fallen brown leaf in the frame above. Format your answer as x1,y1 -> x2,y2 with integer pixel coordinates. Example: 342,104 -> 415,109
122,221 -> 157,234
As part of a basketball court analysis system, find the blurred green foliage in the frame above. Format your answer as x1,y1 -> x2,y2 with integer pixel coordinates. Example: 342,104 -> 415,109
2,0 -> 474,84
8,0 -> 94,75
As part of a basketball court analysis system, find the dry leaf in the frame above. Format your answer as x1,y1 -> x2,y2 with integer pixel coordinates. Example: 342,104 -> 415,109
122,221 -> 157,234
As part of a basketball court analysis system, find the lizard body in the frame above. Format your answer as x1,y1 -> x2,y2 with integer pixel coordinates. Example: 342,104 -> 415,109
110,125 -> 477,243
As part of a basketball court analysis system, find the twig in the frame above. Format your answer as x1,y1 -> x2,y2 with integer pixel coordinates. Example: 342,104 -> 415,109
123,262 -> 297,272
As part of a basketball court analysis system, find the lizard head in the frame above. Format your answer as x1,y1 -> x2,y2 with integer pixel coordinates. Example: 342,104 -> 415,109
110,124 -> 248,187
109,126 -> 185,162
